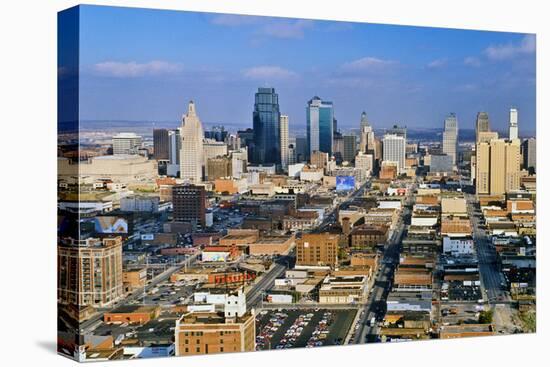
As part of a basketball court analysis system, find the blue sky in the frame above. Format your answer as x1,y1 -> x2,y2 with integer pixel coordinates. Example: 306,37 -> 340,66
76,5 -> 536,134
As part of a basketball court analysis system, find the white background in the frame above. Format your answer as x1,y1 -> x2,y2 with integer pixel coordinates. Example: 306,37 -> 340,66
0,0 -> 547,366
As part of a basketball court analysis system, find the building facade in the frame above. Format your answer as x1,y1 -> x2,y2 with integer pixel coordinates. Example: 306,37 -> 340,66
307,96 -> 334,158
442,113 -> 458,166
172,184 -> 207,227
252,87 -> 281,165
58,237 -> 123,307
382,134 -> 406,174
180,101 -> 204,183
112,133 -> 142,155
153,129 -> 170,160
280,114 -> 289,170
296,233 -> 339,268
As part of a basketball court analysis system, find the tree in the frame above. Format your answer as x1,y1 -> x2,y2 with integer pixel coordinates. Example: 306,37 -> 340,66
478,310 -> 494,324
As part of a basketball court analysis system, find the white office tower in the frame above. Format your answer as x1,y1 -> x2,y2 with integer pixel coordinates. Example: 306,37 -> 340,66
280,114 -> 289,170
442,113 -> 458,166
112,132 -> 142,155
509,108 -> 519,140
179,101 -> 204,183
382,134 -> 406,174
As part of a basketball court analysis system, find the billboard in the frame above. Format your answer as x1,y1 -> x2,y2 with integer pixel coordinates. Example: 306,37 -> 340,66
93,216 -> 129,234
336,175 -> 355,191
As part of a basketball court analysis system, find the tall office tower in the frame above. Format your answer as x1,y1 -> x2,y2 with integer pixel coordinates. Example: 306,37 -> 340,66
475,142 -> 491,194
180,101 -> 204,183
476,138 -> 521,195
203,138 -> 228,176
374,137 -> 382,161
342,134 -> 357,163
333,132 -> 344,164
172,184 -> 207,227
475,112 -> 490,143
355,152 -> 373,176
295,136 -> 308,162
509,108 -> 519,140
153,128 -> 170,160
280,114 -> 289,170
112,132 -> 142,155
359,111 -> 375,153
306,96 -> 334,158
442,113 -> 458,166
522,138 -> 536,173
382,133 -> 406,174
166,129 -> 181,177
58,237 -> 123,307
504,139 -> 521,192
252,87 -> 281,165
287,144 -> 297,165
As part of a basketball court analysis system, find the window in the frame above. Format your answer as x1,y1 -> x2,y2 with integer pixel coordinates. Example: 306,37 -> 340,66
196,347 -> 200,353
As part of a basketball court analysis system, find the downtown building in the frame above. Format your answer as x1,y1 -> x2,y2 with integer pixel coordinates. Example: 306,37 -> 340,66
476,138 -> 521,195
442,113 -> 458,166
180,101 -> 204,183
280,114 -> 290,170
172,184 -> 207,228
252,87 -> 281,165
382,133 -> 406,174
58,237 -> 123,308
112,132 -> 142,155
475,111 -> 490,143
359,111 -> 375,154
174,290 -> 255,356
522,137 -> 536,173
153,128 -> 170,160
306,96 -> 334,160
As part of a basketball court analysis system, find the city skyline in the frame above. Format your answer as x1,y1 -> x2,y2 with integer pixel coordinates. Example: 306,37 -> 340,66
76,5 -> 536,133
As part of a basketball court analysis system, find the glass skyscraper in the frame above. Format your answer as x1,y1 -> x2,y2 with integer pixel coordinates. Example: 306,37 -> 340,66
306,96 -> 334,160
252,87 -> 281,164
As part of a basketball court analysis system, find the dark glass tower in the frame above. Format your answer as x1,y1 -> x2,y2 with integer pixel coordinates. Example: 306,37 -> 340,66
306,96 -> 334,160
252,87 -> 281,164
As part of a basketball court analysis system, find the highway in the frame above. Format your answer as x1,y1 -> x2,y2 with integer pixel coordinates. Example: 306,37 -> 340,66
353,190 -> 413,344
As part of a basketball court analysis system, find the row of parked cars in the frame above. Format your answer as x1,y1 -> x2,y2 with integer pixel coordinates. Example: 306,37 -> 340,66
306,311 -> 335,347
255,311 -> 288,350
275,313 -> 314,349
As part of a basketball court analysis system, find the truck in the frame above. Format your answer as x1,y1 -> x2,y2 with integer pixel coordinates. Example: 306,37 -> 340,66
369,317 -> 376,327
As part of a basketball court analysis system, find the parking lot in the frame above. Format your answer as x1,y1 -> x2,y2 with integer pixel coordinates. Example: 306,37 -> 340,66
440,302 -> 484,325
255,308 -> 356,351
129,280 -> 195,306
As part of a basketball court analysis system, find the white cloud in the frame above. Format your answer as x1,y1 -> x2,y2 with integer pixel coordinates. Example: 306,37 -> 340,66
242,66 -> 298,80
484,34 -> 536,60
341,57 -> 397,71
260,19 -> 314,39
426,58 -> 447,70
93,60 -> 183,78
464,56 -> 481,67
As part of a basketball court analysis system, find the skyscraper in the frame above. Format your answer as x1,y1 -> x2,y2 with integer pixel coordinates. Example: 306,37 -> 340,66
306,96 -> 334,159
280,114 -> 289,170
509,108 -> 519,140
442,113 -> 458,166
382,133 -> 406,174
522,138 -> 536,173
359,111 -> 375,154
153,128 -> 170,160
476,138 -> 520,195
252,87 -> 281,165
343,135 -> 357,163
180,101 -> 204,183
475,112 -> 490,143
